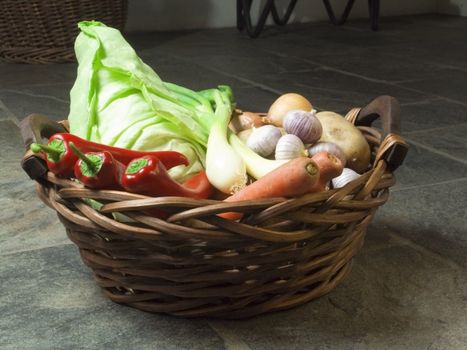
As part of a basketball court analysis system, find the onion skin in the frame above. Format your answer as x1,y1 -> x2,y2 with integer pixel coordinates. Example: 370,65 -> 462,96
267,93 -> 313,127
230,111 -> 265,133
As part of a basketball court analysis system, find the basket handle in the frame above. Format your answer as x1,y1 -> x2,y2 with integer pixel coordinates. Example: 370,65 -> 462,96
20,114 -> 67,180
347,96 -> 408,171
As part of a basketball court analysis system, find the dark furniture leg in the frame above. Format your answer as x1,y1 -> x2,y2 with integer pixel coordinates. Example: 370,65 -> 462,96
236,0 -> 298,38
236,0 -> 380,37
368,0 -> 380,31
271,0 -> 298,26
323,0 -> 380,30
322,0 -> 356,25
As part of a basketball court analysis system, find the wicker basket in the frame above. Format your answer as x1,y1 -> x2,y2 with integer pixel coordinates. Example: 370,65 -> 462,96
20,95 -> 408,319
0,0 -> 127,64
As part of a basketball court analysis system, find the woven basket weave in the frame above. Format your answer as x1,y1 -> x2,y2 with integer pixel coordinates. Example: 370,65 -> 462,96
0,0 -> 127,64
20,96 -> 408,319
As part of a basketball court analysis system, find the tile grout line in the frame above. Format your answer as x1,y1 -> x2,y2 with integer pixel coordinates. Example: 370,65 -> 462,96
0,98 -> 20,126
399,97 -> 444,106
170,48 -> 467,111
391,177 -> 467,193
1,241 -> 74,257
384,230 -> 463,271
404,137 -> 467,165
165,53 -> 283,96
0,88 -> 69,104
404,122 -> 467,136
262,49 -> 467,108
208,322 -> 252,350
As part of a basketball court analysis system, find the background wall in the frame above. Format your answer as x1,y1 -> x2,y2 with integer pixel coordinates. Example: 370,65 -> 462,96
437,0 -> 467,16
126,0 -> 438,32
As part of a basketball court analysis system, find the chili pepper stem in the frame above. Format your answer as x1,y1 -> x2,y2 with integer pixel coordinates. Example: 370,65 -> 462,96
69,142 -> 96,172
126,158 -> 149,174
30,142 -> 61,157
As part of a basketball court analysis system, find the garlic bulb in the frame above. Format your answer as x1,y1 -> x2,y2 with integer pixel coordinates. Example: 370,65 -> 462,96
237,128 -> 253,143
275,134 -> 306,160
283,110 -> 322,144
308,142 -> 347,167
331,168 -> 360,189
246,125 -> 282,157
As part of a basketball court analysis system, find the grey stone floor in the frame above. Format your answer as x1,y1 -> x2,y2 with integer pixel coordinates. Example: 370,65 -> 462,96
1,14 -> 467,350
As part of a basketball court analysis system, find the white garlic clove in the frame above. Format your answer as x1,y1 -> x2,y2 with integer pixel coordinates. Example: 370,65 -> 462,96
237,128 -> 253,143
308,141 -> 347,167
283,110 -> 322,144
275,134 -> 306,160
246,125 -> 282,157
331,168 -> 361,189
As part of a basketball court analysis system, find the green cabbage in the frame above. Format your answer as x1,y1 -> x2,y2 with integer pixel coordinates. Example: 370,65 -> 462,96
68,21 -> 224,180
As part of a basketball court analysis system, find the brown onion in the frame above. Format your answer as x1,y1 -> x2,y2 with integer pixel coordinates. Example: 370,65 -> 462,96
267,93 -> 312,127
230,111 -> 265,133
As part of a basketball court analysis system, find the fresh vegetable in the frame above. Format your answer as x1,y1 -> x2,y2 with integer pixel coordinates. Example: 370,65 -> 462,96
68,21 -> 236,181
307,141 -> 347,167
230,111 -> 264,133
267,93 -> 313,127
246,125 -> 282,157
309,151 -> 344,192
229,133 -> 288,179
30,140 -> 79,178
70,143 -> 124,190
219,157 -> 320,220
332,168 -> 361,189
237,128 -> 254,143
275,134 -> 306,160
316,111 -> 371,173
121,155 -> 213,199
205,89 -> 247,194
283,110 -> 322,144
41,133 -> 189,170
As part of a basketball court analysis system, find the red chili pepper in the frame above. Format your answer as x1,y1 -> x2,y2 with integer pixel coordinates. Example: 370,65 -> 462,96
46,133 -> 189,169
121,155 -> 213,199
30,140 -> 78,178
70,144 -> 167,219
69,143 -> 125,190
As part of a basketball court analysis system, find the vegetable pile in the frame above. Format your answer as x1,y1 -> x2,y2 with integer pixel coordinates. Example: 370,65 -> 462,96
31,21 -> 375,221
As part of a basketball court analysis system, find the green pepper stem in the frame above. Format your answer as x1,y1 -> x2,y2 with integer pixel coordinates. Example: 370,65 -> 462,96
69,142 -> 96,172
126,158 -> 149,174
30,142 -> 61,157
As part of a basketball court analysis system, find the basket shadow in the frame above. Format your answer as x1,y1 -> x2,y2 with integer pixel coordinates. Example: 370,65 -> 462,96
203,225 -> 466,346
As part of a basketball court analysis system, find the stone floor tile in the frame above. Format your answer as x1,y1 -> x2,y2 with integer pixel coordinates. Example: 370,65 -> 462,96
0,63 -> 77,90
0,245 -> 224,350
375,179 -> 467,267
401,69 -> 467,104
209,230 -> 467,349
406,123 -> 467,162
0,88 -> 70,122
393,140 -> 467,189
401,99 -> 467,133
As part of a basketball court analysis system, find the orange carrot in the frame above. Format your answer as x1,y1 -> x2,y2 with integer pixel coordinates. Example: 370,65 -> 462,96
219,157 -> 320,220
309,151 -> 343,192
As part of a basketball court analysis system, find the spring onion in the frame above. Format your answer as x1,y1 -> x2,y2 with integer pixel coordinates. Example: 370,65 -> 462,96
229,133 -> 287,179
